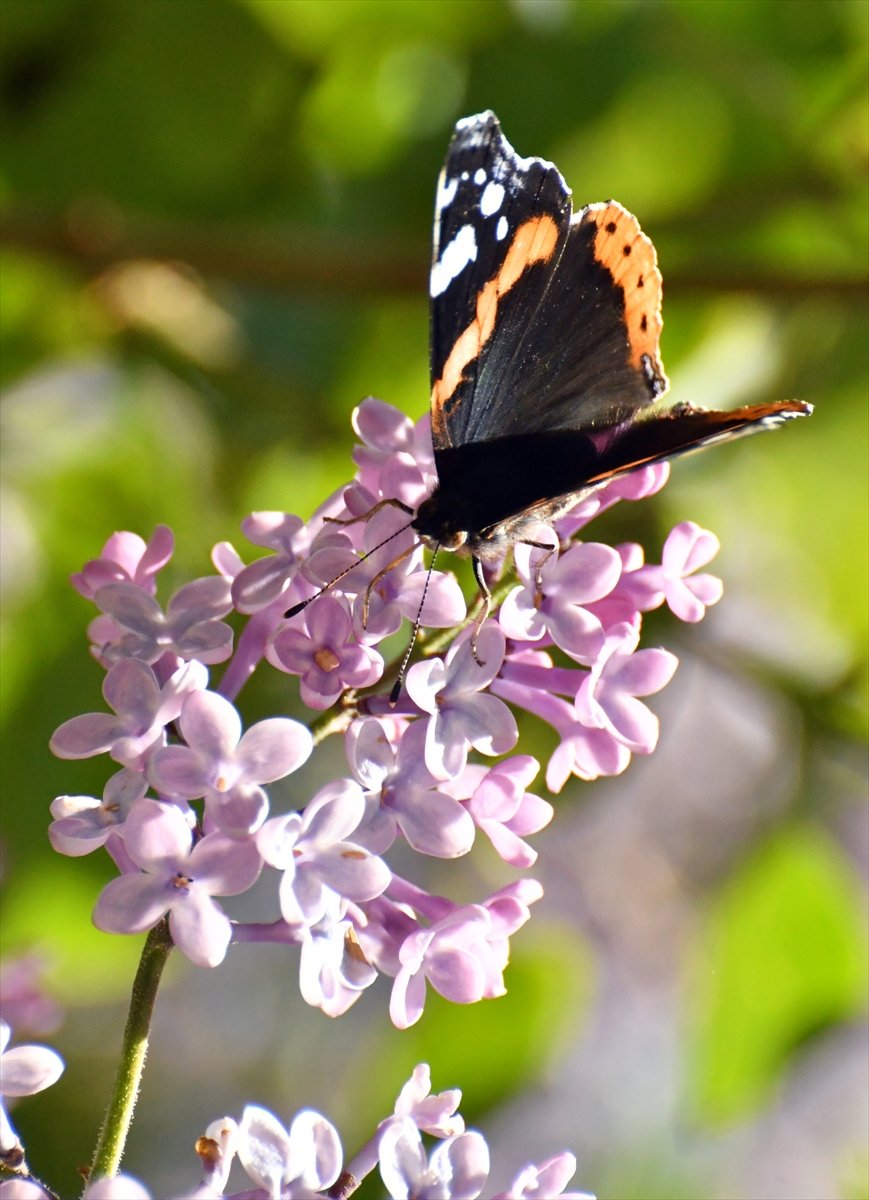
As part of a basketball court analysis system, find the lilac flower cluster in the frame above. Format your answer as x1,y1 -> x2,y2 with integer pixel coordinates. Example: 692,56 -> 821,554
48,397 -> 721,1015
14,396 -> 723,1193
0,1059 -> 590,1199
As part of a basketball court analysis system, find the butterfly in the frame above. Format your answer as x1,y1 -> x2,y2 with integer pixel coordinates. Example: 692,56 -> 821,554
411,110 -> 811,593
288,110 -> 811,674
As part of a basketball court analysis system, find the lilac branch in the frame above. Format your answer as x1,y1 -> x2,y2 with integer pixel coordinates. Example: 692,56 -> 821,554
88,920 -> 173,1184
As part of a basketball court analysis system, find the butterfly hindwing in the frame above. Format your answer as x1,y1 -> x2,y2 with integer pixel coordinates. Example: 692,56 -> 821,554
470,201 -> 669,442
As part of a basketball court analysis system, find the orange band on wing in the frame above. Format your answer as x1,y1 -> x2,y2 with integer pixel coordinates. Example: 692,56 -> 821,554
431,214 -> 560,444
584,202 -> 665,378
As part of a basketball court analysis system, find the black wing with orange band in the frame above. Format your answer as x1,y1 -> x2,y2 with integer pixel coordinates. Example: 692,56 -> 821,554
424,112 -> 810,544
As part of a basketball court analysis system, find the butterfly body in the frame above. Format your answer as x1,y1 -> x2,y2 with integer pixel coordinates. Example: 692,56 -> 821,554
418,111 -> 811,563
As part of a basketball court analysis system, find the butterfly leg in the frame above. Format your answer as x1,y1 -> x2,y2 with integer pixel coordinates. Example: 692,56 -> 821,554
324,498 -> 414,527
520,538 -> 558,592
469,556 -> 492,665
361,545 -> 415,627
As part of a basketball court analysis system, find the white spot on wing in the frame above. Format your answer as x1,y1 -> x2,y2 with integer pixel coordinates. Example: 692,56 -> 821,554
436,174 -> 458,212
480,180 -> 505,217
430,224 -> 478,297
474,167 -> 486,185
496,215 -> 508,241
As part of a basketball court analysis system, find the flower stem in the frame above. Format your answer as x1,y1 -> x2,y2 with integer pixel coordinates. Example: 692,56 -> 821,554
87,919 -> 174,1187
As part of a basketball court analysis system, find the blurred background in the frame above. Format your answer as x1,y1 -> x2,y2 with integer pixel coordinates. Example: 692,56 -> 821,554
1,1 -> 866,1197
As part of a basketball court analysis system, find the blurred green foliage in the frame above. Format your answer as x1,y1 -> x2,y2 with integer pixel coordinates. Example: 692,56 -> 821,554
1,1 -> 866,1197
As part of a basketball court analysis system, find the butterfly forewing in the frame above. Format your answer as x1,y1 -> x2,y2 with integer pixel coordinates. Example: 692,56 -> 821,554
414,111 -> 811,558
429,111 -> 572,450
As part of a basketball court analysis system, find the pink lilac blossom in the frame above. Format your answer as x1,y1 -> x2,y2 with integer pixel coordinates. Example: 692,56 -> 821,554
71,525 -> 174,600
344,1061 -> 465,1184
392,1063 -> 464,1138
258,780 -> 391,927
93,799 -> 261,967
353,894 -> 420,980
49,658 -> 207,770
405,623 -> 518,780
499,540 -> 622,664
388,883 -> 541,1029
584,541 -> 657,627
147,689 -> 313,835
49,767 -> 148,856
306,505 -> 464,641
492,1152 -> 594,1200
351,397 -> 434,507
0,1020 -> 64,1157
575,622 -> 678,754
297,894 -> 378,1017
46,397 -> 722,1026
143,1063 -> 583,1200
650,519 -> 724,622
492,651 -> 631,790
93,575 -> 234,665
230,511 -> 311,613
443,756 -> 553,868
42,392 -> 725,1190
378,1117 -> 489,1200
236,1105 -> 342,1198
345,718 -> 476,858
266,594 -> 383,709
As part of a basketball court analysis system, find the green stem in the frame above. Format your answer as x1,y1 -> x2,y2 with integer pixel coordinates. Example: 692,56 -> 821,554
87,919 -> 174,1186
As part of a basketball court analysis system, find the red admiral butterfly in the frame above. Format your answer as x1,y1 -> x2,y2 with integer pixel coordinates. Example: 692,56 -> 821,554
413,111 -> 811,578
288,111 -> 811,658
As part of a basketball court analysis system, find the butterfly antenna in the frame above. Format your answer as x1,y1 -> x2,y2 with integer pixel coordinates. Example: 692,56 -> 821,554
389,542 -> 439,706
285,519 -> 416,618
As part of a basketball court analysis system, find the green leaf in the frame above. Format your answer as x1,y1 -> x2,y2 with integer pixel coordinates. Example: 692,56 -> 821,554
688,823 -> 868,1123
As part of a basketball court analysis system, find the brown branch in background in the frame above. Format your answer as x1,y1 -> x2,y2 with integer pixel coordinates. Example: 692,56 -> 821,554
1,205 -> 866,301
0,204 -> 423,298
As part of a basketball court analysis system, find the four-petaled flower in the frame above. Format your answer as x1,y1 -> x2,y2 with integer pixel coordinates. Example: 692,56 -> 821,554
651,520 -> 724,622
93,576 -> 234,665
406,623 -> 518,780
258,780 -> 391,926
298,892 -> 379,1017
575,622 -> 678,754
446,756 -> 553,868
49,767 -> 149,857
93,799 -> 262,967
71,525 -> 174,600
389,884 -> 539,1030
49,658 -> 207,771
230,511 -> 310,613
500,541 -> 623,664
147,689 -> 313,835
379,1117 -> 490,1200
267,594 -> 383,708
346,718 -> 476,858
